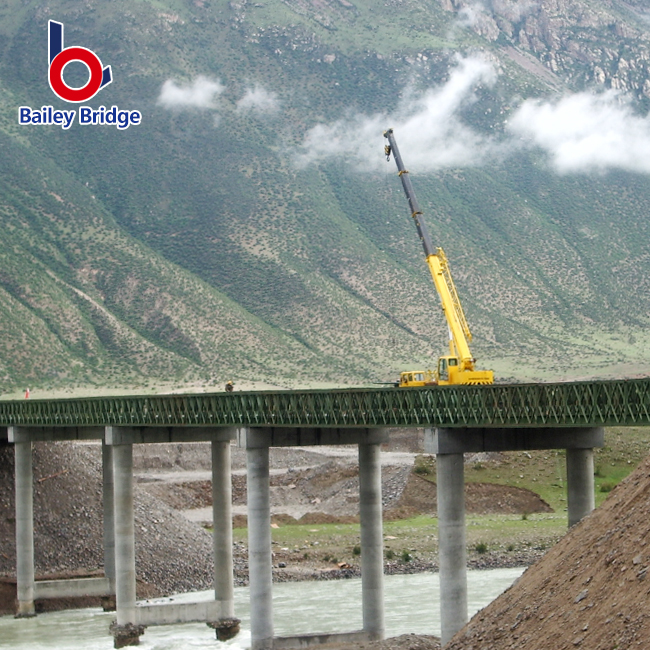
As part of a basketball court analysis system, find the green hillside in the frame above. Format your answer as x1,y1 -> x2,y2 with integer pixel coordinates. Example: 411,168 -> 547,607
0,0 -> 649,392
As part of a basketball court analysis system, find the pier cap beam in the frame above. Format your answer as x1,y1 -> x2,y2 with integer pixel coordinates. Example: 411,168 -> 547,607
241,427 -> 389,449
425,427 -> 604,454
104,426 -> 236,445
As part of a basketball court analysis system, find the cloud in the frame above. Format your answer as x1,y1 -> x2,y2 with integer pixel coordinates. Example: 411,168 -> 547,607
157,76 -> 225,110
294,56 -> 498,171
457,2 -> 485,29
236,85 -> 280,114
507,91 -> 650,174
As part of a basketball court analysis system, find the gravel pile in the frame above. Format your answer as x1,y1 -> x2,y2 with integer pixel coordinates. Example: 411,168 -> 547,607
0,442 -> 220,596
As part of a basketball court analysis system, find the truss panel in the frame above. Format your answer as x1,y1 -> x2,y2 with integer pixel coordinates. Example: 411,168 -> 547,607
1,379 -> 649,429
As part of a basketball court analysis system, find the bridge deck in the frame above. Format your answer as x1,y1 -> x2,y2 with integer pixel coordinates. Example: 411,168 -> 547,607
0,378 -> 649,429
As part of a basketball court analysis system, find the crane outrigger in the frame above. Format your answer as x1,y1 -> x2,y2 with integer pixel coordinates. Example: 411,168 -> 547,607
383,128 -> 494,386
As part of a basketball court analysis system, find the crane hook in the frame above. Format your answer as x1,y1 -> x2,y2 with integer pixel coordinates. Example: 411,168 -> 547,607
384,144 -> 391,162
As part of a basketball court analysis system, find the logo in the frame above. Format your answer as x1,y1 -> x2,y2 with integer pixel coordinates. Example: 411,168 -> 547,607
48,20 -> 112,103
18,20 -> 141,130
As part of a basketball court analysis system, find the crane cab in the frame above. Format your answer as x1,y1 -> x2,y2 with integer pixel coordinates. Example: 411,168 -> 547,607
437,356 -> 458,384
438,355 -> 494,385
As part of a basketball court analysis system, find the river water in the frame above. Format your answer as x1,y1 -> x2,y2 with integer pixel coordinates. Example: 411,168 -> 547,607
0,568 -> 523,649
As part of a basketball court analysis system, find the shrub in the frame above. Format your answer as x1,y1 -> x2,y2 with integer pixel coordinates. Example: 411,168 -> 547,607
474,542 -> 488,554
401,550 -> 412,562
352,544 -> 361,556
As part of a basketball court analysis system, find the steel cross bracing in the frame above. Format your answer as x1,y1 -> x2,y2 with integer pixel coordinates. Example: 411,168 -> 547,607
1,378 -> 649,429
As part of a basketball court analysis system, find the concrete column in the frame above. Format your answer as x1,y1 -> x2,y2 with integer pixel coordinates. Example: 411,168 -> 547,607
111,443 -> 142,647
437,453 -> 467,645
566,448 -> 595,528
102,441 -> 116,588
211,440 -> 240,640
358,442 -> 385,640
247,444 -> 273,650
14,437 -> 35,617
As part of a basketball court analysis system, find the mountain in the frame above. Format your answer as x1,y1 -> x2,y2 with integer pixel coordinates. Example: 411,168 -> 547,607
0,0 -> 649,392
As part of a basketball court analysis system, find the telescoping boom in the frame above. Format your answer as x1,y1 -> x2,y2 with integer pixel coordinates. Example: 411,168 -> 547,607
383,128 -> 494,386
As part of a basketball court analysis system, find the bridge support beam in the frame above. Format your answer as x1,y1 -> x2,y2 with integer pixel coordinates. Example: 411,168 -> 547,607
242,427 -> 388,649
246,443 -> 273,650
426,426 -> 604,644
102,441 -> 116,610
111,441 -> 143,648
359,442 -> 385,640
566,448 -> 595,527
211,439 -> 239,640
13,431 -> 35,618
437,453 -> 467,646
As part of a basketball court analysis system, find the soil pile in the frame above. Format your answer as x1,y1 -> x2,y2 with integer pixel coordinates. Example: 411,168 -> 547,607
445,453 -> 650,650
0,442 -> 218,614
394,473 -> 553,517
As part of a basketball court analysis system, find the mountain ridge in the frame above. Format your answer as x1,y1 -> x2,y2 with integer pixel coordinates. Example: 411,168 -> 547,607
1,0 -> 649,391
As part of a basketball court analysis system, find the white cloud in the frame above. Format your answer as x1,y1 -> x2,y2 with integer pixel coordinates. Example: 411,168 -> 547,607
236,85 -> 280,114
457,2 -> 485,28
157,76 -> 225,110
294,56 -> 498,171
508,91 -> 650,174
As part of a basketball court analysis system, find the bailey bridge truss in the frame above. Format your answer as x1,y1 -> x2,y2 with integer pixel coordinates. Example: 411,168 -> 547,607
1,377 -> 649,429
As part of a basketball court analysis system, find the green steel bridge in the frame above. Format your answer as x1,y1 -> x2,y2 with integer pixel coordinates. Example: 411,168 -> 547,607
1,377 -> 649,430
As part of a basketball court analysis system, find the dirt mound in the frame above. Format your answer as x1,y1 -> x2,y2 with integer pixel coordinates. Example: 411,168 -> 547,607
232,512 -> 360,528
395,473 -> 553,516
152,457 -> 552,525
446,453 -> 650,650
142,479 -> 213,510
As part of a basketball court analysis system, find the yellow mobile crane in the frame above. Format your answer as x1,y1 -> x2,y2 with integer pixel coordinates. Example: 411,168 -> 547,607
383,128 -> 494,386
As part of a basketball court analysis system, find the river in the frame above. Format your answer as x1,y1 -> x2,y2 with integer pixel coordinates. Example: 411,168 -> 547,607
0,567 -> 524,649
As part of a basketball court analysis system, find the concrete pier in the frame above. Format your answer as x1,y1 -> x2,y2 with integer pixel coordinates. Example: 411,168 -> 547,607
111,441 -> 143,648
102,440 -> 116,610
13,434 -> 35,618
358,442 -> 384,640
211,440 -> 240,640
566,448 -> 595,527
437,453 -> 467,646
246,443 -> 274,650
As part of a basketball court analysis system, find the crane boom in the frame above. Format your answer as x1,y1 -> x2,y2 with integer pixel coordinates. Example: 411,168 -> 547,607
383,128 -> 493,386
